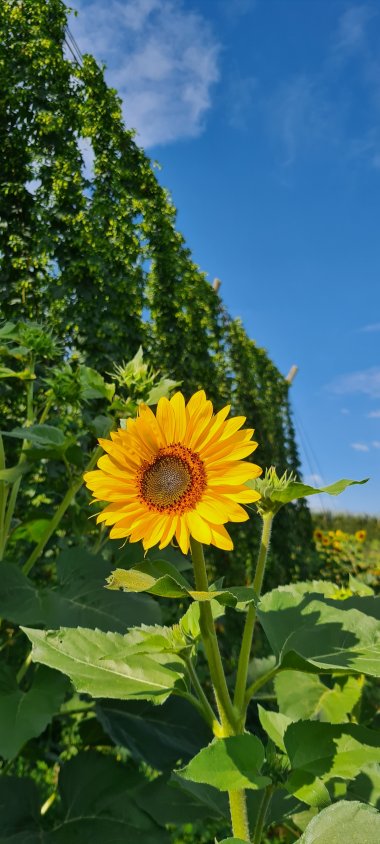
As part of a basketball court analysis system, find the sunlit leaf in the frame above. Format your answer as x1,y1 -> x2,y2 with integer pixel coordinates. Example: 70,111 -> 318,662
22,626 -> 186,704
178,734 -> 271,792
298,800 -> 380,843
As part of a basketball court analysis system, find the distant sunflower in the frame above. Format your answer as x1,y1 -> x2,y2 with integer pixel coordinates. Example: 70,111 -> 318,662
84,390 -> 262,554
313,528 -> 324,542
355,529 -> 366,542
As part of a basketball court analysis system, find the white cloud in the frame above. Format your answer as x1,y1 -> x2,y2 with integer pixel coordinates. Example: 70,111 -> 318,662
372,440 -> 380,448
368,409 -> 380,417
305,473 -> 323,485
329,367 -> 380,398
360,321 -> 380,332
334,5 -> 374,54
351,442 -> 370,452
69,0 -> 220,147
269,75 -> 334,166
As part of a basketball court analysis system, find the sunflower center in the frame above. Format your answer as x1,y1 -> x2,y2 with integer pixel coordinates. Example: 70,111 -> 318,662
142,455 -> 191,507
138,444 -> 207,513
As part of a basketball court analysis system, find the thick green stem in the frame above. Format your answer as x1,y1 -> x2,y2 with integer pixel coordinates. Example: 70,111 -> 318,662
229,790 -> 250,841
190,538 -> 236,733
253,785 -> 274,844
22,445 -> 103,576
234,513 -> 273,714
190,538 -> 249,840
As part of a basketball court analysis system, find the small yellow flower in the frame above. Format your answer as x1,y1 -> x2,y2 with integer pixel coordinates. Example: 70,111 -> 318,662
335,529 -> 345,539
84,390 -> 262,554
355,530 -> 366,542
313,528 -> 324,542
322,536 -> 330,546
332,540 -> 342,551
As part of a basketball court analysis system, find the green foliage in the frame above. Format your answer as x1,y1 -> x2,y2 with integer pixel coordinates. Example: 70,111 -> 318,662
178,735 -> 270,792
298,800 -> 380,843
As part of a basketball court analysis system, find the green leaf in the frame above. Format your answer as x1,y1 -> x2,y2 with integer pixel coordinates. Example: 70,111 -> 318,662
298,800 -> 380,843
178,734 -> 271,792
0,666 -> 68,759
257,584 -> 380,676
106,560 -> 192,599
135,774 -> 228,825
49,751 -> 170,843
0,753 -> 170,843
347,762 -> 380,807
146,378 -> 180,405
41,549 -> 161,632
0,551 -> 161,630
284,721 -> 380,787
271,478 -> 368,504
275,671 -> 364,723
22,626 -> 186,704
108,561 -> 256,608
0,775 -> 41,840
1,424 -> 65,447
258,705 -> 292,752
96,696 -> 212,770
0,564 -> 43,625
79,366 -> 115,402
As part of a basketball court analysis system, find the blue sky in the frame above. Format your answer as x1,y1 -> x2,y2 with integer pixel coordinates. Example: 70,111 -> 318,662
70,0 -> 380,515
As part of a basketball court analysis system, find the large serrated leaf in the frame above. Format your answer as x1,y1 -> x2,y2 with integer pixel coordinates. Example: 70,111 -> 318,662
271,478 -> 368,504
284,721 -> 380,793
258,584 -> 380,676
22,626 -> 186,704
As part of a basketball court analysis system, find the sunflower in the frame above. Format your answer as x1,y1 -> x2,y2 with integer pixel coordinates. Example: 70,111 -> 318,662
313,528 -> 324,542
355,529 -> 366,542
84,390 -> 262,554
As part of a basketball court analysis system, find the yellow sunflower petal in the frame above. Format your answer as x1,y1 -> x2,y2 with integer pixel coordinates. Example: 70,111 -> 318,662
170,392 -> 187,441
157,396 -> 176,444
186,510 -> 212,544
176,517 -> 190,555
209,523 -> 234,551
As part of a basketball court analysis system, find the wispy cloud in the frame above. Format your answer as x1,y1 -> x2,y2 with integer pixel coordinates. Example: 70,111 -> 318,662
360,321 -> 380,332
329,366 -> 380,398
268,3 -> 380,169
269,75 -> 335,167
305,473 -> 323,485
70,0 -> 220,147
368,409 -> 380,417
372,440 -> 380,448
333,4 -> 374,54
351,442 -> 370,451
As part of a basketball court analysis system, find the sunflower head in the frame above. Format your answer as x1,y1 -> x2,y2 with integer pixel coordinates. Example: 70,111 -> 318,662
355,529 -> 366,542
84,390 -> 262,554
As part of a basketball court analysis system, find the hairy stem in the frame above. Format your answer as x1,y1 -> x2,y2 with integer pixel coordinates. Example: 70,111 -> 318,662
234,513 -> 273,714
190,538 -> 249,841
